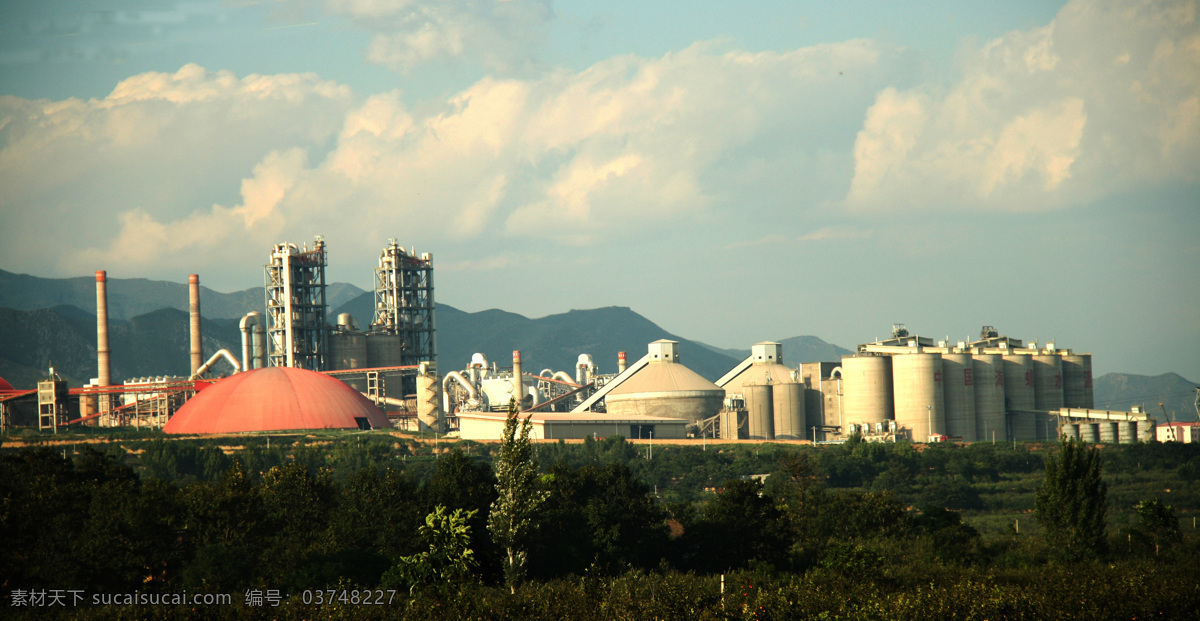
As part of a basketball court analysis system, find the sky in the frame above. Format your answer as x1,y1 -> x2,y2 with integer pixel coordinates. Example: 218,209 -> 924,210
0,0 -> 1197,381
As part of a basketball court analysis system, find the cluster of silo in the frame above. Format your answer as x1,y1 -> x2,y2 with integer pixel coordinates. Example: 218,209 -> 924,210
719,343 -> 806,440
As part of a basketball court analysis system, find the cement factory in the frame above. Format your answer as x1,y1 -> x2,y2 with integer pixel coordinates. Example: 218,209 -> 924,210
0,238 -> 1166,445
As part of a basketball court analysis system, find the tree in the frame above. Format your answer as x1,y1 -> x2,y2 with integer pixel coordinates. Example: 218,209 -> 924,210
1134,497 -> 1180,554
1035,439 -> 1108,560
384,505 -> 478,594
488,399 -> 547,593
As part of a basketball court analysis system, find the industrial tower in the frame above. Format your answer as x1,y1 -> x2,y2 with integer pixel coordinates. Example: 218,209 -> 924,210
264,236 -> 329,371
371,239 -> 436,369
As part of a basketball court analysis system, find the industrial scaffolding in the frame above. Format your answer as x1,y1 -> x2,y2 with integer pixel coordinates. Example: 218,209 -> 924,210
265,236 -> 329,371
371,239 -> 436,369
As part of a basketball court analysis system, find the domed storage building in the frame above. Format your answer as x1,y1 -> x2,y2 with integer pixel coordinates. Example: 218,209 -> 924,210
604,340 -> 724,423
164,367 -> 391,434
717,342 -> 806,439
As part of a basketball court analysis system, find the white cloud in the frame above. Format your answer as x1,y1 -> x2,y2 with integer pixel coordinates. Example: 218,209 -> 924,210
326,0 -> 553,72
844,0 -> 1200,212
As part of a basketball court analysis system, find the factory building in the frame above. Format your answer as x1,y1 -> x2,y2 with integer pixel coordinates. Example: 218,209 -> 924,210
457,411 -> 688,440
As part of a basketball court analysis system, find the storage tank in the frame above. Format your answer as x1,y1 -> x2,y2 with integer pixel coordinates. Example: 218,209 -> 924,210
1002,354 -> 1036,441
972,354 -> 1006,442
366,334 -> 403,368
1032,354 -> 1064,440
892,353 -> 944,442
1061,354 -> 1094,408
605,340 -> 725,424
771,381 -> 805,440
744,383 -> 775,440
330,332 -> 368,370
841,356 -> 894,427
721,342 -> 798,394
1099,422 -> 1118,443
941,353 -> 976,442
1079,423 -> 1098,443
1062,423 -> 1079,441
1118,421 -> 1137,444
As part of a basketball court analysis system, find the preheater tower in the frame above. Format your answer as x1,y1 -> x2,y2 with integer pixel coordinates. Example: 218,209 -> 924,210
371,240 -> 436,369
264,236 -> 329,371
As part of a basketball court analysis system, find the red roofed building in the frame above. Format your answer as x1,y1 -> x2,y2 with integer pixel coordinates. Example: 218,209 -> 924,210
163,367 -> 391,434
1157,422 -> 1200,443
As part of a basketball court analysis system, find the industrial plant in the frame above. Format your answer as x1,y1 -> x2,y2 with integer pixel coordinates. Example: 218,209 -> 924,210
0,242 -> 1165,445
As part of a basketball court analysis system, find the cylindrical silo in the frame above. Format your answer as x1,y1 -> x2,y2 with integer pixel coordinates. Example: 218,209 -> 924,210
1118,421 -> 1137,444
842,356 -> 893,427
1002,355 -> 1036,441
1032,355 -> 1064,440
1062,423 -> 1079,441
1060,354 -> 1094,409
1099,422 -> 1117,444
771,382 -> 805,440
972,354 -> 1007,442
803,387 -> 824,436
744,383 -> 774,440
1079,423 -> 1098,443
366,334 -> 403,368
941,353 -> 976,442
892,353 -> 944,442
329,332 -> 368,370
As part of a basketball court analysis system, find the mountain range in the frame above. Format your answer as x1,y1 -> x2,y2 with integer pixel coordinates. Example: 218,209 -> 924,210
0,271 -> 1194,424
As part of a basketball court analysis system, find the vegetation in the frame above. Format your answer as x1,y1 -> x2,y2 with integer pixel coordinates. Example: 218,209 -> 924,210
2,433 -> 1199,619
1035,439 -> 1108,560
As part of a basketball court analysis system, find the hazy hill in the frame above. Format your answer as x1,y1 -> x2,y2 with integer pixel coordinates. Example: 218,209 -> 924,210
332,293 -> 741,381
1094,372 -> 1199,422
0,269 -> 364,320
701,336 -> 853,365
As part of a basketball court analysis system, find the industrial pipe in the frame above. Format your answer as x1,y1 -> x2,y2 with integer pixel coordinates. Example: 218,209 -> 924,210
552,371 -> 575,385
239,312 -> 266,370
192,349 -> 242,378
512,350 -> 523,408
188,274 -> 202,375
442,371 -> 478,412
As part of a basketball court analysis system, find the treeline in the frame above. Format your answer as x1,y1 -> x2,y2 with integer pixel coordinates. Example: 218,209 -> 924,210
2,437 -> 1199,619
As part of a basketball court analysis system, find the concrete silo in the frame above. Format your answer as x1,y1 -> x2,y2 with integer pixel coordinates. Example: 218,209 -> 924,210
605,340 -> 725,424
841,355 -> 894,428
941,353 -> 976,442
1061,354 -> 1094,409
972,354 -> 1007,442
1032,354 -> 1064,440
1002,354 -> 1036,441
743,383 -> 775,439
719,342 -> 805,440
772,381 -> 805,440
892,353 -> 944,442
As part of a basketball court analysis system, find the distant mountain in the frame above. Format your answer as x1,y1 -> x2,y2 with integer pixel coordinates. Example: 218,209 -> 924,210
331,294 -> 741,381
0,269 -> 364,320
701,336 -> 853,365
1094,372 -> 1199,422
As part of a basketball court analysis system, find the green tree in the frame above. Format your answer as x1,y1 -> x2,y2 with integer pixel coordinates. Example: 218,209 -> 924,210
1134,497 -> 1181,554
383,505 -> 478,594
1035,439 -> 1108,560
488,399 -> 547,592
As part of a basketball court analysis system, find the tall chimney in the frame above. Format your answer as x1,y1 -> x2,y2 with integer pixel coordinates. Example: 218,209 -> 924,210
618,351 -> 627,374
95,271 -> 111,411
512,350 -> 523,409
189,274 -> 203,375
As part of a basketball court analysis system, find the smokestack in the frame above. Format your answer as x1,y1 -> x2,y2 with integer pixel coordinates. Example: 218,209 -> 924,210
512,350 -> 523,409
618,351 -> 627,374
189,274 -> 203,375
96,271 -> 111,411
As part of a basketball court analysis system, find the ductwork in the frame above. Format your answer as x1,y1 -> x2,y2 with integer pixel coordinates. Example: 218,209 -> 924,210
192,349 -> 242,378
442,371 -> 478,412
189,274 -> 202,375
239,312 -> 266,370
552,371 -> 575,385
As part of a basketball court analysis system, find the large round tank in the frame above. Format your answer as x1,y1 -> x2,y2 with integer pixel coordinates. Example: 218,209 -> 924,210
972,354 -> 1007,442
1060,354 -> 1094,408
330,332 -> 367,370
605,342 -> 725,424
1099,422 -> 1117,443
892,353 -> 944,442
1002,355 -> 1036,441
842,356 -> 894,427
366,334 -> 403,368
1032,354 -> 1064,412
1079,423 -> 1098,443
941,353 -> 976,442
771,382 -> 805,440
1118,421 -> 1137,444
744,383 -> 775,440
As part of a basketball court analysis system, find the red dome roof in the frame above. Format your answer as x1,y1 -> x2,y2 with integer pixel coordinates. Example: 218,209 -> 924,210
0,376 -> 13,391
164,367 -> 391,434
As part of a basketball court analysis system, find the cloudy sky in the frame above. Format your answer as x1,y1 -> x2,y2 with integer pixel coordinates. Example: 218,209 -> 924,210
0,0 -> 1197,380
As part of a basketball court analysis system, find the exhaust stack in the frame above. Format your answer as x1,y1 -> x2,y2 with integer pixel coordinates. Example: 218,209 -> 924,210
512,350 -> 523,409
96,271 -> 111,411
618,351 -> 627,374
189,274 -> 203,375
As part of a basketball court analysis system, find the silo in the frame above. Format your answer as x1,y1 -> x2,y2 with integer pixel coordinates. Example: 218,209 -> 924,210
803,387 -> 825,433
841,356 -> 893,427
330,332 -> 368,370
366,334 -> 403,368
941,353 -> 976,442
1137,420 -> 1154,442
1061,354 -> 1094,409
1099,422 -> 1117,443
1032,355 -> 1064,441
744,383 -> 775,440
1079,423 -> 1098,443
1118,421 -> 1137,444
1002,355 -> 1036,441
771,382 -> 805,440
1062,423 -> 1079,441
972,354 -> 1006,442
892,353 -> 944,442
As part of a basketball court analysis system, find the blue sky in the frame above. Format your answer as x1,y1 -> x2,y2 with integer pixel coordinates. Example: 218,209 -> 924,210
0,0 -> 1197,381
